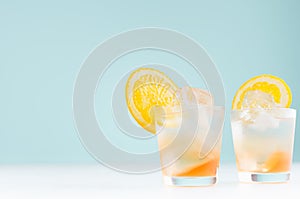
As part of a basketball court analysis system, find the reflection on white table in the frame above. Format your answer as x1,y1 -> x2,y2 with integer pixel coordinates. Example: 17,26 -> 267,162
0,164 -> 299,199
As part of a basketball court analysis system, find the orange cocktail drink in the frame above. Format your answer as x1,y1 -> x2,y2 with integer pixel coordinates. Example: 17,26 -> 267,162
125,67 -> 224,186
154,105 -> 224,186
231,108 -> 296,182
231,74 -> 296,183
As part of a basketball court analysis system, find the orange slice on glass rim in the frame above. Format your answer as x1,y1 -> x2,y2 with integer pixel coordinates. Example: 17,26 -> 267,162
232,74 -> 292,110
126,68 -> 178,134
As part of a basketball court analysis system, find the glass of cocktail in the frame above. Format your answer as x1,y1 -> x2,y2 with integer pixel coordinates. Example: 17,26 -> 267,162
125,67 -> 224,186
154,104 -> 224,186
231,108 -> 296,183
231,74 -> 296,183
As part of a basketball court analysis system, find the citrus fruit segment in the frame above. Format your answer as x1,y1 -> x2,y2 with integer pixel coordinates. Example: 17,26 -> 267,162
264,151 -> 291,172
175,158 -> 219,177
126,68 -> 178,134
232,74 -> 292,110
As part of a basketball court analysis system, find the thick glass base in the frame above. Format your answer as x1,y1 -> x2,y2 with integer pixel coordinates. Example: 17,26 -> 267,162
238,172 -> 290,183
163,176 -> 217,186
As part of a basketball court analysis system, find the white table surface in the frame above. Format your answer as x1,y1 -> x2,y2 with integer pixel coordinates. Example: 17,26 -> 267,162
0,164 -> 299,199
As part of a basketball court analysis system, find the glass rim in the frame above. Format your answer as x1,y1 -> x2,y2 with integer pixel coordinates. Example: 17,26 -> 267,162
231,107 -> 297,119
151,104 -> 225,116
231,107 -> 296,113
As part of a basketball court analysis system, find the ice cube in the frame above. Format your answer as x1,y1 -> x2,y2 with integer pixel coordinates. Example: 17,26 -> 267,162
175,86 -> 214,129
175,86 -> 214,106
250,111 -> 280,131
239,109 -> 258,123
239,90 -> 281,129
242,90 -> 278,109
239,109 -> 280,130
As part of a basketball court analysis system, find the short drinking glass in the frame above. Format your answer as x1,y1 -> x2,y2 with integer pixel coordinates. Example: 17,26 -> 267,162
231,108 -> 296,183
154,105 -> 225,186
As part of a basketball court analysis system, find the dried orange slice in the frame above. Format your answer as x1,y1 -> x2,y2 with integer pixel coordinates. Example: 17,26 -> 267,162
232,74 -> 292,110
126,68 -> 178,133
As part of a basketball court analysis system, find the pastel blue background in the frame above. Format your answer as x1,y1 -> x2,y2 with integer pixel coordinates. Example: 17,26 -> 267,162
1,0 -> 299,164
